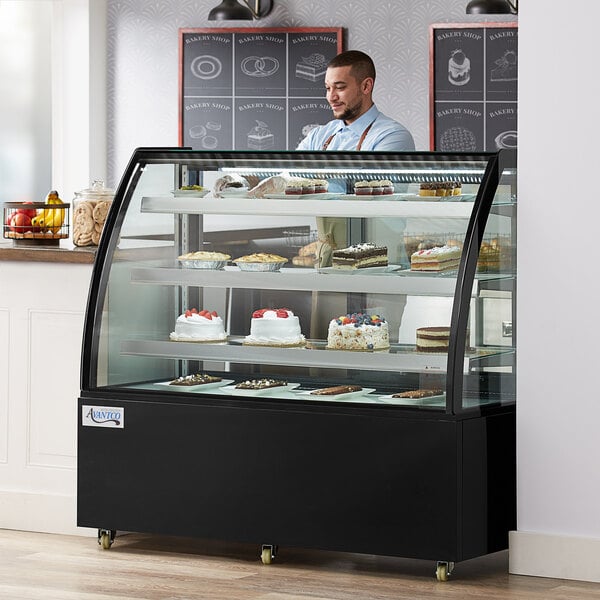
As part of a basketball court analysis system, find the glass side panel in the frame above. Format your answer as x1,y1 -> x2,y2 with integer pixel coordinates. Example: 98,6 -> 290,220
91,151 -> 514,414
460,164 -> 516,411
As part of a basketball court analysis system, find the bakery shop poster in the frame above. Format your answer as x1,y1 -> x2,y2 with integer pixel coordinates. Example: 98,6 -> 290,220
429,23 -> 518,151
179,28 -> 342,151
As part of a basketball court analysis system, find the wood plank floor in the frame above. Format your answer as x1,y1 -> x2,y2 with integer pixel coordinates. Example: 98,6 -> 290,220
1,529 -> 600,600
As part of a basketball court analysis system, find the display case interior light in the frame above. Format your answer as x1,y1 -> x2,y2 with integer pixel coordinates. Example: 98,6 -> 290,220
220,167 -> 488,176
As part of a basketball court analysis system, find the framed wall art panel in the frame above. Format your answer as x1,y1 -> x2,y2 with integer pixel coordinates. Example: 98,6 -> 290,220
179,28 -> 343,151
429,23 -> 518,152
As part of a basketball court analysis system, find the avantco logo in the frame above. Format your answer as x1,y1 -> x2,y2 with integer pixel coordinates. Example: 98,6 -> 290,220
82,405 -> 124,428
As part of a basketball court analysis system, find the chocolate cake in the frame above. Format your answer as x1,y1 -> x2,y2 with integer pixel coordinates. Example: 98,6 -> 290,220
416,326 -> 451,352
332,243 -> 388,270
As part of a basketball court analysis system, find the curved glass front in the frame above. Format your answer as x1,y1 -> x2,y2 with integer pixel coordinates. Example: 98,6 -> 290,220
82,149 -> 516,415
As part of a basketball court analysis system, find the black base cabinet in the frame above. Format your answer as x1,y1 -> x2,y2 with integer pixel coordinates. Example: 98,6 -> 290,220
78,394 -> 515,564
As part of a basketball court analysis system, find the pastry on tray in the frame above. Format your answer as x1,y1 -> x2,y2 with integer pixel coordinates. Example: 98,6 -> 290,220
233,253 -> 287,263
169,373 -> 223,386
178,251 -> 231,261
310,385 -> 363,396
391,389 -> 443,399
235,378 -> 287,390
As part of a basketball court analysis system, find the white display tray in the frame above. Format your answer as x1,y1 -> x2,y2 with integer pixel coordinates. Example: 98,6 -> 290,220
318,265 -> 403,275
221,382 -> 300,396
155,378 -> 233,391
297,387 -> 375,401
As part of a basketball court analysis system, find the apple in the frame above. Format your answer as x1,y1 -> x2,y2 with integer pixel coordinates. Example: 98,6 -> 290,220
9,212 -> 32,233
16,202 -> 37,219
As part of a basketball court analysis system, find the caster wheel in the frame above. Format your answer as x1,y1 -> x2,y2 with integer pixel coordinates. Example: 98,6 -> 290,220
260,544 -> 277,565
100,532 -> 111,550
98,529 -> 116,550
261,547 -> 272,565
435,561 -> 454,581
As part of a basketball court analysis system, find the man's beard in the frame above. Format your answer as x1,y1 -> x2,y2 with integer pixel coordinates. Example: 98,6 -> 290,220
333,100 -> 362,123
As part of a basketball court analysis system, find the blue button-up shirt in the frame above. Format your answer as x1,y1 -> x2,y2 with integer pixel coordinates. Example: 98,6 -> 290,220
296,104 -> 415,152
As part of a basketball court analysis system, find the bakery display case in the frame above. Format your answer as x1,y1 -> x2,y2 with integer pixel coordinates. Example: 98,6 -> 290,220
78,147 -> 516,580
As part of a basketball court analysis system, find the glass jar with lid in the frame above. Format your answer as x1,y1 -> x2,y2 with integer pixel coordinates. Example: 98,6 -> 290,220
73,180 -> 114,246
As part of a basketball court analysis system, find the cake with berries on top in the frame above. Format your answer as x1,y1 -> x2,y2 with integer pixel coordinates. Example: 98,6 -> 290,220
170,308 -> 227,342
243,308 -> 306,347
326,312 -> 390,351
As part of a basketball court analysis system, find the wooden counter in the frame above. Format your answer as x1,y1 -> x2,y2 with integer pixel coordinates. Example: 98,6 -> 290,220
0,240 -> 97,264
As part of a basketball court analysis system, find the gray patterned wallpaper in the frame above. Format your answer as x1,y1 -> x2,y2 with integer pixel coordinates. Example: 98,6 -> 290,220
107,0 -> 512,184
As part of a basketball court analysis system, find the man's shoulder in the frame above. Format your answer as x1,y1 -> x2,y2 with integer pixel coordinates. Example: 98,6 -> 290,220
370,112 -> 415,151
375,111 -> 411,131
297,119 -> 341,150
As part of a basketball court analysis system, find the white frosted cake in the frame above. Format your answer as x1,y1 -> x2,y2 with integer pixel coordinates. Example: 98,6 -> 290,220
326,313 -> 390,351
170,309 -> 227,342
243,308 -> 306,347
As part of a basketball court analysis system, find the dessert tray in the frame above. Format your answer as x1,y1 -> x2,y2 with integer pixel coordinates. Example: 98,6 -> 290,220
263,193 -> 341,200
379,391 -> 446,404
217,189 -> 250,198
401,193 -> 476,202
178,258 -> 228,270
155,379 -> 233,391
344,193 -> 403,201
221,382 -> 300,396
234,261 -> 287,272
318,265 -> 402,275
172,188 -> 210,198
297,387 -> 376,401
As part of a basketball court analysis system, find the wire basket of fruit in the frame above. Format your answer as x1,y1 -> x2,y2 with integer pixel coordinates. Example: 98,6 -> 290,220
3,191 -> 70,245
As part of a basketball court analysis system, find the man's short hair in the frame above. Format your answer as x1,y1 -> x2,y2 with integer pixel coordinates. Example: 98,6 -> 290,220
327,50 -> 376,82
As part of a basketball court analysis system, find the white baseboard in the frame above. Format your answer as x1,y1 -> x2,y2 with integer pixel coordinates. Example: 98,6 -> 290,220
0,490 -> 94,537
510,530 -> 600,583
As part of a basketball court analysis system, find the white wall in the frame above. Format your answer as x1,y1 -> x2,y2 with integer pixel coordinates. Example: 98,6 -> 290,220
0,2 -> 53,204
52,0 -> 108,203
510,0 -> 600,583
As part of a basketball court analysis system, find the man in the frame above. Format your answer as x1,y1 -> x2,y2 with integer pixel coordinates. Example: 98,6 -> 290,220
297,50 -> 415,152
297,50 -> 415,340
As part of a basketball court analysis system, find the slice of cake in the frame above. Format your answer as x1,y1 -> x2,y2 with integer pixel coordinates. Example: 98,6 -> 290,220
354,180 -> 373,195
419,181 -> 457,197
169,308 -> 227,343
326,313 -> 390,351
416,327 -> 451,353
418,182 -> 437,197
243,308 -> 306,347
410,245 -> 461,272
332,243 -> 388,270
284,178 -> 304,195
